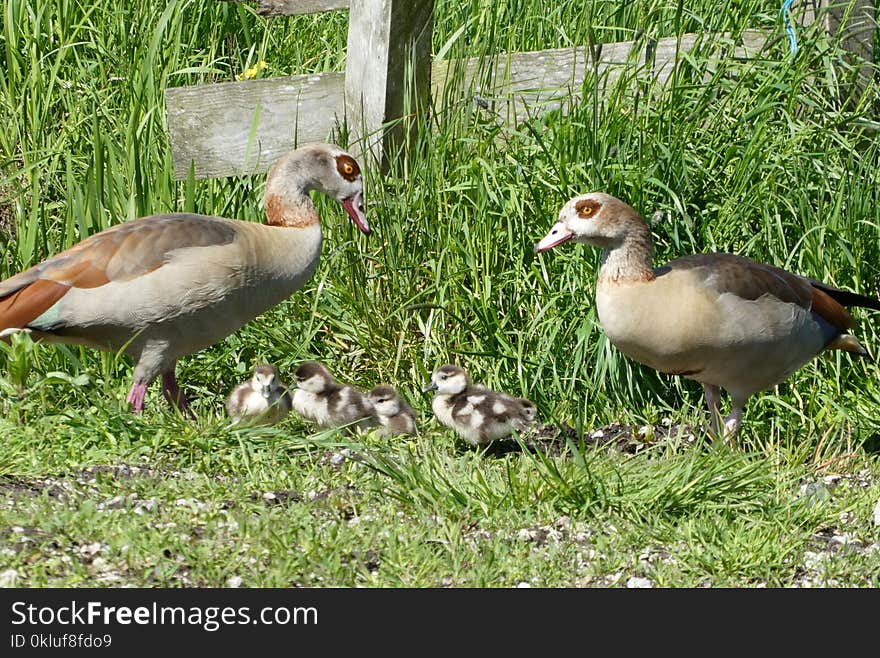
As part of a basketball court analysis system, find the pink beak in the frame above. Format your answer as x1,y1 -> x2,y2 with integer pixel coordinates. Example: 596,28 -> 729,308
341,191 -> 370,235
535,222 -> 573,252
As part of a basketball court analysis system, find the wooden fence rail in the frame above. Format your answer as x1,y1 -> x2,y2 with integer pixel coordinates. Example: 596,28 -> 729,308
247,0 -> 349,16
166,0 -> 876,180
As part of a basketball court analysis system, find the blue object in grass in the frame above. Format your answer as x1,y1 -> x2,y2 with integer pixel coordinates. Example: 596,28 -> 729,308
781,0 -> 798,55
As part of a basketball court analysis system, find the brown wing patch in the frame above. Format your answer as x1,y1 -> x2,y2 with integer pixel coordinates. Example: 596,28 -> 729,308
335,154 -> 360,182
658,253 -> 813,308
0,279 -> 69,330
575,198 -> 602,218
103,215 -> 237,281
0,264 -> 44,298
811,286 -> 853,332
41,257 -> 111,288
1,214 -> 238,299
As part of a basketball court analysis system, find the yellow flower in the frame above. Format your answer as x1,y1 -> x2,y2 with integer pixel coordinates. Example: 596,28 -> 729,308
236,60 -> 268,81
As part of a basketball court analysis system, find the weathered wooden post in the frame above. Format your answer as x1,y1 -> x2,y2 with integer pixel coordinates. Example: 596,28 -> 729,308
810,0 -> 875,62
798,0 -> 875,97
167,0 -> 434,179
344,0 -> 434,168
824,0 -> 875,96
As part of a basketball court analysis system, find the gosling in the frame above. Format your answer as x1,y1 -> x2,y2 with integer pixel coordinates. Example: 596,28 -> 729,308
290,360 -> 379,432
369,384 -> 418,436
226,364 -> 292,425
423,364 -> 536,446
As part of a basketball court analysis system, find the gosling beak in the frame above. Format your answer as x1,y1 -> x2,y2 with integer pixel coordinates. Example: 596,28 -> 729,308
535,221 -> 573,253
421,381 -> 438,393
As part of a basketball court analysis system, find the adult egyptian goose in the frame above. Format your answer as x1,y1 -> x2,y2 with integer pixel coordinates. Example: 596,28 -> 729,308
368,384 -> 418,436
290,360 -> 379,432
226,363 -> 292,425
423,365 -> 536,446
535,192 -> 880,437
0,143 -> 369,413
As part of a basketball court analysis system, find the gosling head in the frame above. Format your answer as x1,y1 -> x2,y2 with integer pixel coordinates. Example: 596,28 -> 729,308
369,385 -> 405,416
422,364 -> 469,396
293,360 -> 335,394
517,398 -> 537,423
251,364 -> 282,399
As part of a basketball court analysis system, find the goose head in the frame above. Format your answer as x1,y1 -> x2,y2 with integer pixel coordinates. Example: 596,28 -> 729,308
265,143 -> 369,234
535,192 -> 641,252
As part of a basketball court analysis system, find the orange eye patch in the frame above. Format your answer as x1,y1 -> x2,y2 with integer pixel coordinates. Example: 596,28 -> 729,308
575,198 -> 601,218
336,155 -> 360,181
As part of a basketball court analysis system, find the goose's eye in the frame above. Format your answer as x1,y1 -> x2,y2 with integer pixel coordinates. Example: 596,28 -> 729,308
336,155 -> 360,181
575,199 -> 600,218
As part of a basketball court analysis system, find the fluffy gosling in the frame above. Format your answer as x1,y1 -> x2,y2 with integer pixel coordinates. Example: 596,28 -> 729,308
226,364 -> 292,425
290,360 -> 379,432
423,364 -> 536,446
369,384 -> 418,436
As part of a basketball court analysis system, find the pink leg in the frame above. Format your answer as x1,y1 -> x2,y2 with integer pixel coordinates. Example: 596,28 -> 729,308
126,382 -> 148,413
161,370 -> 189,412
703,383 -> 722,438
722,408 -> 743,439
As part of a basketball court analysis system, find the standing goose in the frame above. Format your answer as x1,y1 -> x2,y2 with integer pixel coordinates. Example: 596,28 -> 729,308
536,192 -> 880,437
226,363 -> 292,425
423,365 -> 536,446
0,143 -> 369,413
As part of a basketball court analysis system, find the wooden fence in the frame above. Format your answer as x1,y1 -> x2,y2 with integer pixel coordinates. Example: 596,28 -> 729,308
165,0 -> 876,180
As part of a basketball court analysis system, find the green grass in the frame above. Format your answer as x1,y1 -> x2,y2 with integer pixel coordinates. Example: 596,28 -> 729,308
1,0 -> 880,587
